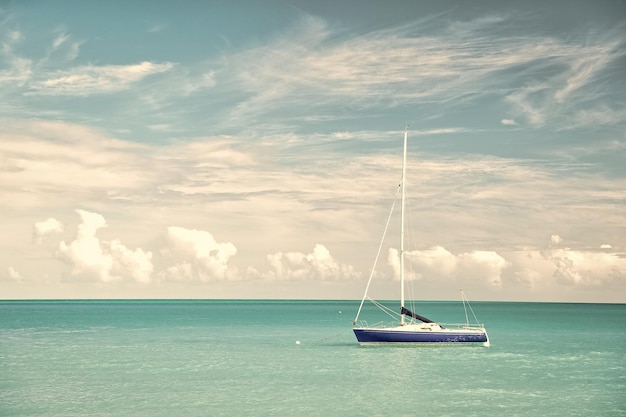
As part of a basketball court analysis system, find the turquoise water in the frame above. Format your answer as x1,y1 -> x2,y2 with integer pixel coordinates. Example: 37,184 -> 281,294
1,300 -> 624,416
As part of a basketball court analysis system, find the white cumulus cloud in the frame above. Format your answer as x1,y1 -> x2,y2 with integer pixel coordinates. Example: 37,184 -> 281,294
508,237 -> 626,290
392,246 -> 458,281
57,209 -> 153,283
542,248 -> 625,286
265,244 -> 360,281
33,217 -> 64,243
390,246 -> 507,287
7,266 -> 22,282
458,250 -> 508,287
58,210 -> 114,282
162,226 -> 238,282
110,239 -> 153,284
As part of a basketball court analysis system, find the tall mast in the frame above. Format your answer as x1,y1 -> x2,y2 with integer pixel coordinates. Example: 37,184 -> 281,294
400,125 -> 408,324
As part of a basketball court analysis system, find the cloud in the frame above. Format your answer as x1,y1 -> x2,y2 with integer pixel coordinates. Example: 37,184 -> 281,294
110,239 -> 153,284
265,244 -> 360,281
30,61 -> 174,95
542,247 -> 626,286
553,50 -> 612,103
0,119 -> 157,209
162,226 -> 239,282
57,209 -> 153,283
179,70 -> 216,95
3,118 -> 623,295
33,217 -> 64,243
58,210 -> 114,281
390,246 -> 457,281
1,29 -> 23,55
503,35 -> 625,128
0,24 -> 178,102
3,13 -> 624,133
147,23 -> 168,33
507,233 -> 626,289
391,240 -> 625,292
563,105 -> 626,130
42,212 -> 357,284
212,14 -> 626,130
501,119 -> 518,126
7,266 -> 22,282
47,28 -> 82,62
458,250 -> 508,287
389,246 -> 507,287
0,55 -> 31,85
0,29 -> 32,86
13,203 -> 626,299
387,248 -> 402,280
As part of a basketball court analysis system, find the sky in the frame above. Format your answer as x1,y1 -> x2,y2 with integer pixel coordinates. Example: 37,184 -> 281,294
1,0 -> 625,302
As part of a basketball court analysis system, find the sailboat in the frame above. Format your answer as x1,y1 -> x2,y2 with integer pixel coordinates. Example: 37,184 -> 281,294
352,126 -> 489,346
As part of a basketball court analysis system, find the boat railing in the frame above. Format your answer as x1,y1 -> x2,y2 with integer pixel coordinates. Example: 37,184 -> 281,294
402,321 -> 485,330
353,320 -> 396,328
354,320 -> 485,330
441,322 -> 485,330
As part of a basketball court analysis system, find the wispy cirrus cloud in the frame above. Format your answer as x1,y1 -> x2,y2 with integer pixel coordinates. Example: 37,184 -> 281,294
211,14 -> 625,130
2,12 -> 623,134
29,61 -> 174,95
147,23 -> 168,33
44,28 -> 83,63
562,105 -> 626,131
0,22 -> 175,97
0,29 -> 32,86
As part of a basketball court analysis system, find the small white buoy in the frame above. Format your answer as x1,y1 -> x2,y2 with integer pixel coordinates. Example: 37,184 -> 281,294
295,340 -> 301,345
339,310 -> 342,314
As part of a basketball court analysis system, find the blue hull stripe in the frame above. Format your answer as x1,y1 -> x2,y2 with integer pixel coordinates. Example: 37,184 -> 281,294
353,328 -> 488,344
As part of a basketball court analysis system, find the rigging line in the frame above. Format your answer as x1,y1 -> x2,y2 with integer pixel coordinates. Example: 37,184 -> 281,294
368,297 -> 401,320
462,289 -> 482,324
462,289 -> 470,325
353,185 -> 402,325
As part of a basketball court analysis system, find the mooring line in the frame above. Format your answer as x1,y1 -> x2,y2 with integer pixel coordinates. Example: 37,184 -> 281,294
303,329 -> 350,346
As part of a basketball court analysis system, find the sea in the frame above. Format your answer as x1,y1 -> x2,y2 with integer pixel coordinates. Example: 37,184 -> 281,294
1,300 -> 624,417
